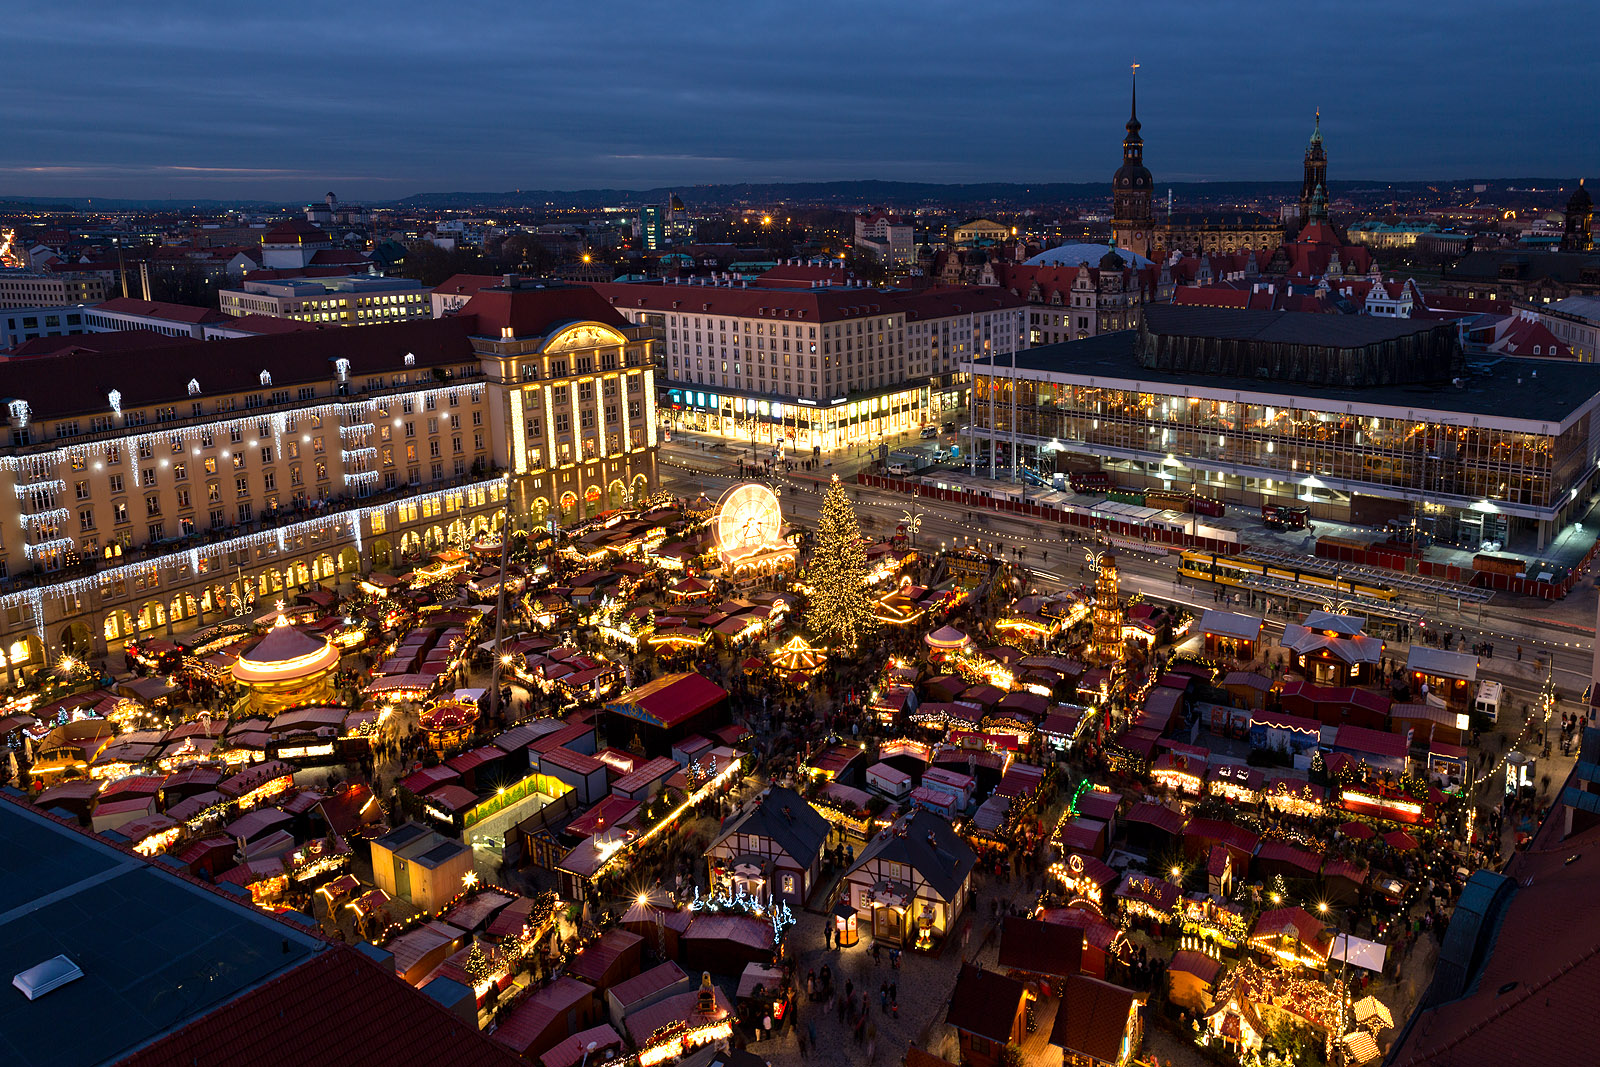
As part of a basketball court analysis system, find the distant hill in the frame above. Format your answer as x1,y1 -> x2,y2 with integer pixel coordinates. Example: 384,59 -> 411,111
0,177 -> 1581,214
397,178 -> 1579,211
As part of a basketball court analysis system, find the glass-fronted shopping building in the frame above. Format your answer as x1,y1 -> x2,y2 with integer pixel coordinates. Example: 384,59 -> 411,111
663,382 -> 930,454
962,306 -> 1600,549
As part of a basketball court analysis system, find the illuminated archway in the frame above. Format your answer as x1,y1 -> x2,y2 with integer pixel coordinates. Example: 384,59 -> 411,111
399,531 -> 422,559
583,485 -> 601,518
424,525 -> 445,551
372,539 -> 393,568
337,547 -> 360,574
531,497 -> 550,527
59,622 -> 92,656
608,479 -> 627,509
559,492 -> 578,525
631,475 -> 650,505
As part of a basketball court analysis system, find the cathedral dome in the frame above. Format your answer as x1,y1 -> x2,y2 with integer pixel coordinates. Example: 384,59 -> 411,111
1025,243 -> 1153,269
1099,248 -> 1127,271
1570,181 -> 1592,213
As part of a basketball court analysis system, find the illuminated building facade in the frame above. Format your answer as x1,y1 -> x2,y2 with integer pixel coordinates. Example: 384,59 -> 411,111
217,275 -> 430,326
0,269 -> 108,310
0,281 -> 657,678
964,304 -> 1600,549
591,277 -> 1023,451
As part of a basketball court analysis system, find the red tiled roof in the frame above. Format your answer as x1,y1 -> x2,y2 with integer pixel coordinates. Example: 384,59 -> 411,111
1167,950 -> 1222,986
566,795 -> 640,839
540,745 -> 606,776
93,296 -> 230,324
424,784 -> 479,813
998,917 -> 1084,978
1250,906 -> 1333,957
623,987 -> 732,1047
0,316 -> 478,420
491,977 -> 598,1057
7,330 -> 202,359
432,273 -> 505,297
1183,817 -> 1260,856
1052,974 -> 1142,1062
945,964 -> 1027,1043
1125,801 -> 1186,836
565,928 -> 642,985
607,960 -> 688,1008
262,219 -> 330,243
1254,841 -> 1323,875
460,284 -> 628,339
611,756 -> 680,795
1334,724 -> 1410,759
539,1023 -> 624,1067
399,765 -> 460,795
223,314 -> 323,334
120,944 -> 525,1067
615,672 -> 728,729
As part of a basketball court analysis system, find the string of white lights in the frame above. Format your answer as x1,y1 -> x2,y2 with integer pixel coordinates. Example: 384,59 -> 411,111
0,475 -> 507,614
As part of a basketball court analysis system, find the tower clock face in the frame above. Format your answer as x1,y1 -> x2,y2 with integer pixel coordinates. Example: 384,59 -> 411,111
715,483 -> 782,552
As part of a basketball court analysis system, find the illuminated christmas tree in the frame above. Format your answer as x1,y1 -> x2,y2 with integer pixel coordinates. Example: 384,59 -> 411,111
1091,551 -> 1123,666
806,475 -> 876,648
463,941 -> 496,985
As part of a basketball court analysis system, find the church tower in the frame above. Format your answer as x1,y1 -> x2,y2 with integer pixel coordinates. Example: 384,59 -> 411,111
1111,66 -> 1153,259
1299,110 -> 1327,230
1563,180 -> 1593,252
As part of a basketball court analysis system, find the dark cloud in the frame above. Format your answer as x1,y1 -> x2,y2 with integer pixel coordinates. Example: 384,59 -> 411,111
1,0 -> 1594,199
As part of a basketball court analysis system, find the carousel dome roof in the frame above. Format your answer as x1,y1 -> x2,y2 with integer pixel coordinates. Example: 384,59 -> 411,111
231,614 -> 340,685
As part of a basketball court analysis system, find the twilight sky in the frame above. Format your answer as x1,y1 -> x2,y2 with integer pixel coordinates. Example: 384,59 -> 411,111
2,0 -> 1595,201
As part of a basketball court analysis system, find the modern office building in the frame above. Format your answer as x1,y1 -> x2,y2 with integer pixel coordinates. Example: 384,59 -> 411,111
218,275 -> 431,326
0,280 -> 657,676
0,269 -> 109,310
590,276 -> 1024,451
961,304 -> 1600,549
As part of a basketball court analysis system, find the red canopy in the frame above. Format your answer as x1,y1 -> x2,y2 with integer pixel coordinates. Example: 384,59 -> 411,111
1339,821 -> 1376,840
1384,830 -> 1419,851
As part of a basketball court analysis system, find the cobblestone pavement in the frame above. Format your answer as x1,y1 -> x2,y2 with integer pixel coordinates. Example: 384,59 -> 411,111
748,869 -> 1052,1067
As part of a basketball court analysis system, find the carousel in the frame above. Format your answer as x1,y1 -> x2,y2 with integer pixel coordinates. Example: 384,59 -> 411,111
769,635 -> 826,679
230,611 -> 341,716
419,698 -> 479,752
923,625 -> 971,656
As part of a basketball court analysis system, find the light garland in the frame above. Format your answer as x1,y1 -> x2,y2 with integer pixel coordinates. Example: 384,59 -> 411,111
0,475 -> 506,615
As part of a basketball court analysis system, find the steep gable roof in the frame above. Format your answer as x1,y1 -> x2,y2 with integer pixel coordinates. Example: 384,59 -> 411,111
711,786 -> 829,870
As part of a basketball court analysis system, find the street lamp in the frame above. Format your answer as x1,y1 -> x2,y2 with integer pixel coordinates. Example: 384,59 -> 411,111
579,1041 -> 599,1067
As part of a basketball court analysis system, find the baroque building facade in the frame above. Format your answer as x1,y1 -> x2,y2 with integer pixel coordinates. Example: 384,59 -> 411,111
0,281 -> 657,677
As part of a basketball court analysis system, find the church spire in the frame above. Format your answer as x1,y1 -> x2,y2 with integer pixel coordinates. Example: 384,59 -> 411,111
1310,108 -> 1322,146
1309,181 -> 1329,224
1123,63 -> 1142,161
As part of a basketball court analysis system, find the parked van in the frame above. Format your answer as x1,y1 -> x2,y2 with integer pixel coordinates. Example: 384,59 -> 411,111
886,462 -> 911,476
1474,680 -> 1503,723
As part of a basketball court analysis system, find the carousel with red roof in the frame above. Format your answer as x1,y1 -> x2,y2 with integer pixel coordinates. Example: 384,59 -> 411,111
229,604 -> 342,717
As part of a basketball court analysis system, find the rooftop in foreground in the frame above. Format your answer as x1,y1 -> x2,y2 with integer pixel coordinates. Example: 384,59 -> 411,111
0,793 -> 321,1067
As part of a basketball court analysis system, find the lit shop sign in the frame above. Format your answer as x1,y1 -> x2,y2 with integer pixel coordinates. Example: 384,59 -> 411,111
277,742 -> 335,759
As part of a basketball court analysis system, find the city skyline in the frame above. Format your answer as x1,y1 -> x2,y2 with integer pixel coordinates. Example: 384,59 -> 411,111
4,0 -> 1596,200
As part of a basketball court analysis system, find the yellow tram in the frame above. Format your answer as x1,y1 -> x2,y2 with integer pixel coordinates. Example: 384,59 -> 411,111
1178,550 -> 1397,602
